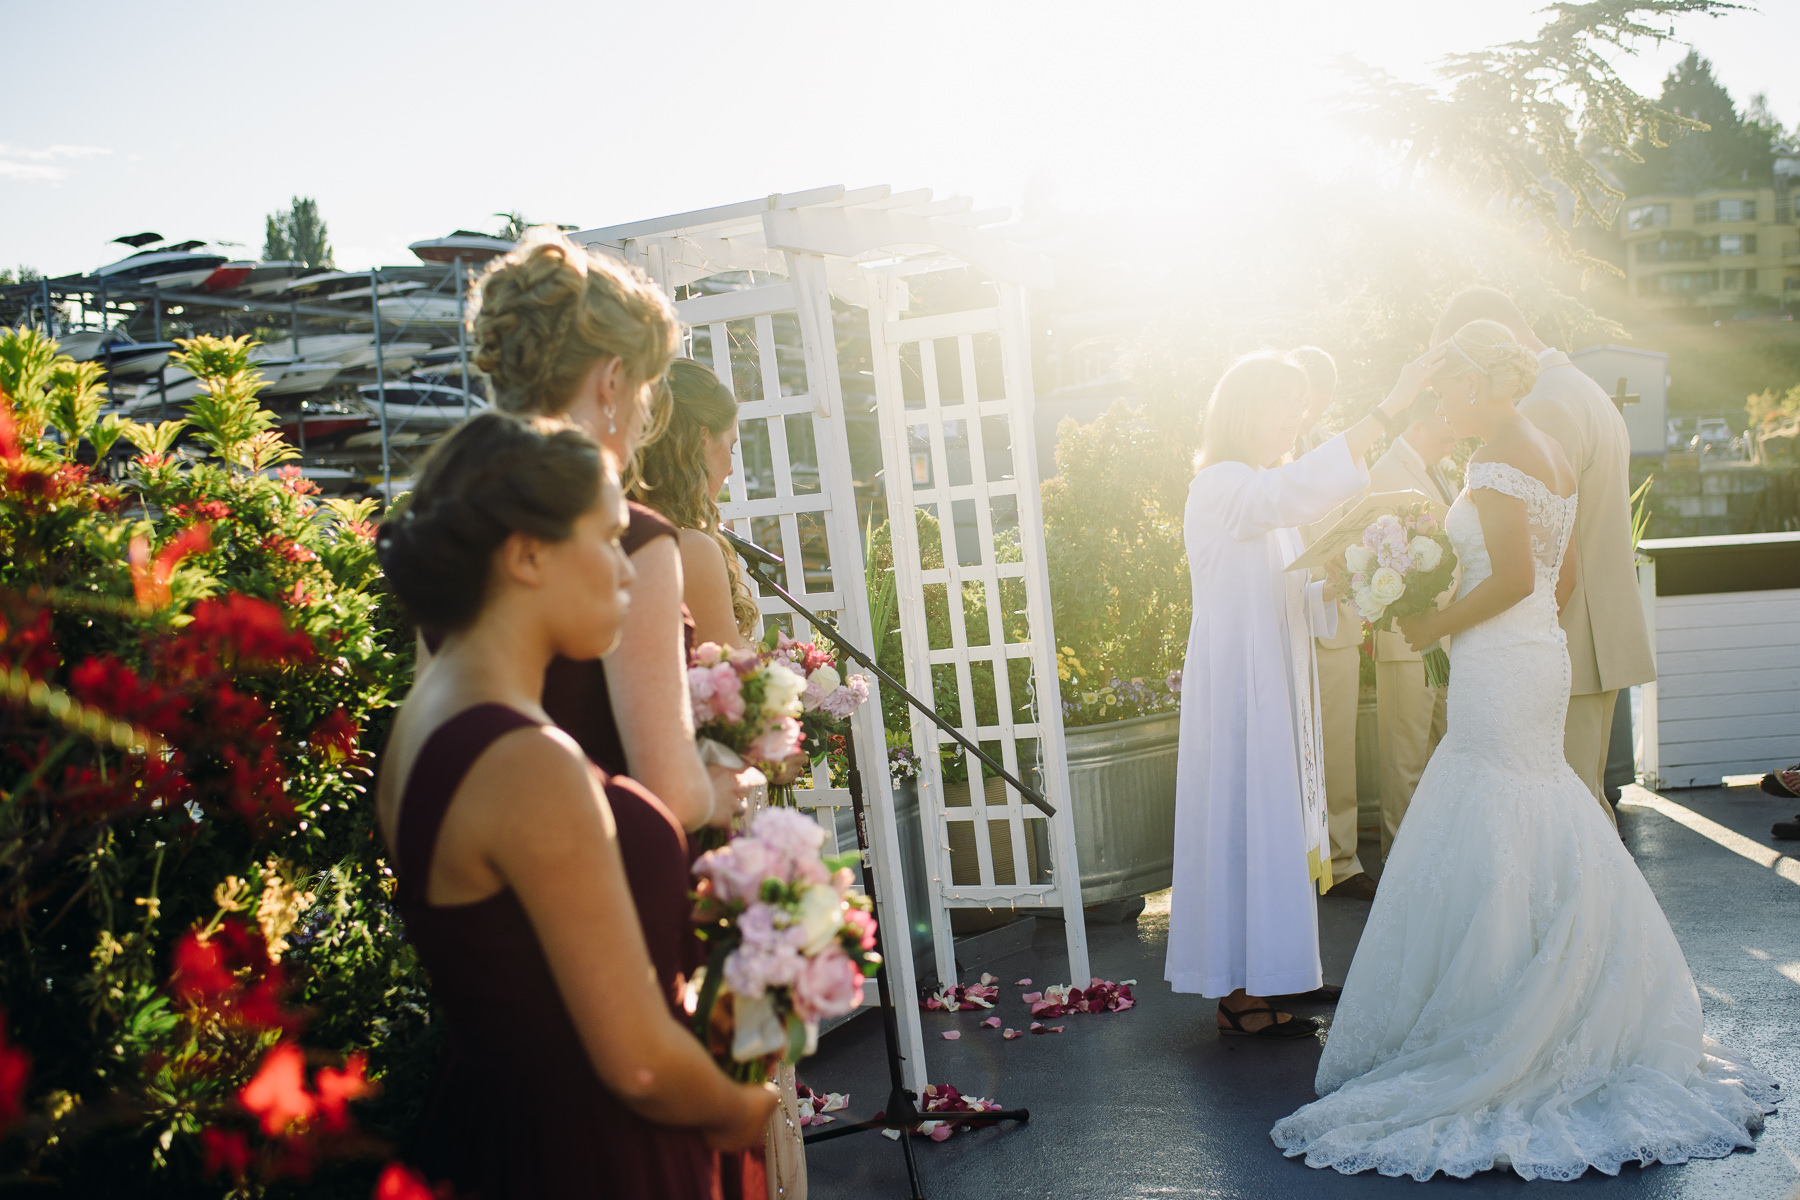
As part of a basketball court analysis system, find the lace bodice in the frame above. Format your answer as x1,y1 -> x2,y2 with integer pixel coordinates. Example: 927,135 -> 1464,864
1448,460 -> 1578,605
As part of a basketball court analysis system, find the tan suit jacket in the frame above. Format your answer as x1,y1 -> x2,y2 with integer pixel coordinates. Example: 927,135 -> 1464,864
1367,435 -> 1457,664
1518,352 -> 1656,694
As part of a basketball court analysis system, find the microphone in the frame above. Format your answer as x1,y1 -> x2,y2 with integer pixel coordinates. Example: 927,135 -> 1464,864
719,526 -> 784,569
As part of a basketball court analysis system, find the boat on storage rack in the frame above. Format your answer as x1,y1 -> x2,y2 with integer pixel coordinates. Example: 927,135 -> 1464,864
358,381 -> 486,430
375,293 -> 462,326
201,261 -> 257,292
232,261 -> 310,297
92,339 -> 179,377
91,241 -> 227,290
409,231 -> 514,265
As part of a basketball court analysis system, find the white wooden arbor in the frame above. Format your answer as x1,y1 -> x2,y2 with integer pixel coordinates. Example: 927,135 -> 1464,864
571,186 -> 1088,1093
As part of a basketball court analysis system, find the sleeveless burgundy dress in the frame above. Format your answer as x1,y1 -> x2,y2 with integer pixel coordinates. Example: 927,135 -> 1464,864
543,503 -> 696,776
393,703 -> 720,1199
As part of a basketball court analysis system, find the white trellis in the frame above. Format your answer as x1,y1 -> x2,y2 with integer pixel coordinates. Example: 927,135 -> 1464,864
571,186 -> 1088,1092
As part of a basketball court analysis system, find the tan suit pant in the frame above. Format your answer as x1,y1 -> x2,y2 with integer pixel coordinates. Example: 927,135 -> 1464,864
1374,660 -> 1446,860
1317,643 -> 1365,880
1566,689 -> 1620,828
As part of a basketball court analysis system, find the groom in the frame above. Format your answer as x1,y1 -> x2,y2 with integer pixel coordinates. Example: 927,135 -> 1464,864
1432,288 -> 1655,823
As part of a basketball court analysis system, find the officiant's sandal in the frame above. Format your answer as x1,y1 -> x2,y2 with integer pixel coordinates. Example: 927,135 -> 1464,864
1216,1003 -> 1318,1039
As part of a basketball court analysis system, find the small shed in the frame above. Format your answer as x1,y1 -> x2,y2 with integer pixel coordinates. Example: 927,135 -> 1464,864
1570,344 -> 1668,456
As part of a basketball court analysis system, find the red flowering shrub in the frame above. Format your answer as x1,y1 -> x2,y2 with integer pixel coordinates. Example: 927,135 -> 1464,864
0,330 -> 425,1195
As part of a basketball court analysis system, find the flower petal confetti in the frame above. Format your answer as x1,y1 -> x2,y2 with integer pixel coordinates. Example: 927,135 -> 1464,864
1014,978 -> 1032,986
941,1030 -> 961,1040
1002,1027 -> 1022,1040
1026,978 -> 1136,1018
981,1016 -> 1001,1029
920,980 -> 1000,1011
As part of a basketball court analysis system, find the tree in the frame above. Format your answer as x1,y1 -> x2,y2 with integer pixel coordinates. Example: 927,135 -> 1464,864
262,196 -> 334,268
1338,2 -> 1742,274
1624,50 -> 1782,192
0,266 -> 42,285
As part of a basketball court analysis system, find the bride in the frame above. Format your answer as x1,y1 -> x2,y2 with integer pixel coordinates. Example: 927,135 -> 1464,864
1270,320 -> 1779,1181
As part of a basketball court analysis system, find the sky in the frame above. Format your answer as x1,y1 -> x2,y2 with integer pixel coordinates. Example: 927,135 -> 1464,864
2,0 -> 1795,278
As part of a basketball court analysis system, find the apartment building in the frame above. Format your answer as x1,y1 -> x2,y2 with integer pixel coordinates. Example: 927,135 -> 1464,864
1619,156 -> 1800,307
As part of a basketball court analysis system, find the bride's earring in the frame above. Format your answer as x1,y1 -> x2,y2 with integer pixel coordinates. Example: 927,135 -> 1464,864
1466,385 -> 1478,406
605,406 -> 618,435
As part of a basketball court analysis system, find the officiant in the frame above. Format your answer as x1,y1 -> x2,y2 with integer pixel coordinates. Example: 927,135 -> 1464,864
1167,349 -> 1436,1037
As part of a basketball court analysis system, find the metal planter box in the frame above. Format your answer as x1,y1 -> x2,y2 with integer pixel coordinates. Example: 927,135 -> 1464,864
1063,710 -> 1180,904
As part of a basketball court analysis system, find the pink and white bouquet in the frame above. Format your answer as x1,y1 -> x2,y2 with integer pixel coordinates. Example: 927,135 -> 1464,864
1329,502 -> 1457,687
690,808 -> 881,1080
766,629 -> 871,727
687,641 -> 807,769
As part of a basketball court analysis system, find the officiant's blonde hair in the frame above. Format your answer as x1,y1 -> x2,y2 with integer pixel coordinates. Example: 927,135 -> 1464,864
1436,319 -> 1541,403
1197,352 -> 1308,469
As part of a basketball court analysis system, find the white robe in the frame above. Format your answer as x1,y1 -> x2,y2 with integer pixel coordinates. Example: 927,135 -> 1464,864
1165,435 -> 1370,998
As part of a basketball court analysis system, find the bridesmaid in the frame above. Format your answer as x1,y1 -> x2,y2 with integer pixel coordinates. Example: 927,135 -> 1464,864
467,231 -> 744,828
375,412 -> 775,1197
631,358 -> 761,648
632,358 -> 810,1199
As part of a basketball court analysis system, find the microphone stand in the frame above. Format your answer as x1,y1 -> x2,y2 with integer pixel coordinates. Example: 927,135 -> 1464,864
723,530 -> 1030,1199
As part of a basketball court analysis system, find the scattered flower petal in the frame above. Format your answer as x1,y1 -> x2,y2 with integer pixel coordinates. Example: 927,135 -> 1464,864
1014,978 -> 1032,986
941,1030 -> 961,1040
981,1016 -> 1001,1028
1002,1027 -> 1022,1040
1020,991 -> 1043,1004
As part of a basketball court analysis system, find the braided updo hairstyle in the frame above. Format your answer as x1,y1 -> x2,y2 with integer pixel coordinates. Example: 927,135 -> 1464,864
630,359 -> 759,640
377,411 -> 608,632
1437,319 -> 1541,403
468,230 -> 680,427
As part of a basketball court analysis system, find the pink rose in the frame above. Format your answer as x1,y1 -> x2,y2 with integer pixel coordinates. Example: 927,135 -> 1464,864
844,907 -> 877,951
709,663 -> 745,724
793,948 -> 864,1021
747,715 -> 802,765
696,837 -> 772,905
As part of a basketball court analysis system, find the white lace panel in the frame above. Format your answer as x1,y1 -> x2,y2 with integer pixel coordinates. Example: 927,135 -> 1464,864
1459,460 -> 1578,596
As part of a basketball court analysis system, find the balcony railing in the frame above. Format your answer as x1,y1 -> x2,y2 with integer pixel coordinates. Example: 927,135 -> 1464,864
1636,247 -> 1706,263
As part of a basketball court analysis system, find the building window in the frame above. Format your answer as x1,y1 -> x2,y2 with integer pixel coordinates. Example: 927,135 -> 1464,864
1638,238 -> 1700,262
1747,269 -> 1759,291
1703,234 -> 1758,255
1722,269 -> 1742,289
1627,204 -> 1671,231
1697,198 -> 1757,223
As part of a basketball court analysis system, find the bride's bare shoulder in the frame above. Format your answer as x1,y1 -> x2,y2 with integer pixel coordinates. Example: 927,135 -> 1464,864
1468,433 -> 1573,499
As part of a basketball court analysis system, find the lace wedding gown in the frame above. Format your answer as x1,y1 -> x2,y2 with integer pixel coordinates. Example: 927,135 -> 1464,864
1270,461 -> 1779,1181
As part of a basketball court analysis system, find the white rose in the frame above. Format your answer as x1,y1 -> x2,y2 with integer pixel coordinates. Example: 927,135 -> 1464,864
761,661 -> 808,717
1345,544 -> 1375,574
1353,586 -> 1383,623
1369,566 -> 1407,607
796,884 -> 845,955
1409,536 -> 1442,572
807,664 -> 841,697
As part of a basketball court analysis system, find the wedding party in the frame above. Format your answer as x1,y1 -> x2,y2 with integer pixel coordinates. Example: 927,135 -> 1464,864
4,0 -> 1800,1197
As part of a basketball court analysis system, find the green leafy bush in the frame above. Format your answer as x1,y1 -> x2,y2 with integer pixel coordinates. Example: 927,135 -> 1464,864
0,329 -> 427,1196
1041,401 -> 1193,727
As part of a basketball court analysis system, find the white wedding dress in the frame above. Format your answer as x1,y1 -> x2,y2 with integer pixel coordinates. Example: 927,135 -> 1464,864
1271,461 -> 1778,1181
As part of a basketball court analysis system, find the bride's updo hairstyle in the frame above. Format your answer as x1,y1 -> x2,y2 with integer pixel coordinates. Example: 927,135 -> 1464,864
469,230 -> 680,426
377,411 -> 608,633
1436,318 -> 1541,403
1197,351 -> 1308,468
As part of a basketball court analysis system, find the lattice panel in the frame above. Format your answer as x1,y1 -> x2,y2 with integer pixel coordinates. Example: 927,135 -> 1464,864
867,277 -> 1090,988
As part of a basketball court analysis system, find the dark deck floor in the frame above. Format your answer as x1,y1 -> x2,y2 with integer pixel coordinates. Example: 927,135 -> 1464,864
804,782 -> 1800,1199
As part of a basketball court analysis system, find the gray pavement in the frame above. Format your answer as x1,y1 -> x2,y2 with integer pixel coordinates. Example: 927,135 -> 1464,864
804,782 -> 1800,1199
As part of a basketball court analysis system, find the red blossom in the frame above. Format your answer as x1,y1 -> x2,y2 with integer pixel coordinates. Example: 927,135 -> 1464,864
276,465 -> 321,498
171,500 -> 232,522
171,932 -> 237,1005
0,390 -> 18,463
0,604 -> 57,677
68,655 -> 188,737
199,1126 -> 253,1178
284,579 -> 310,607
186,594 -> 316,667
129,523 -> 212,611
0,1011 -> 29,1133
374,1162 -> 454,1200
240,1044 -> 315,1136
260,534 -> 319,564
344,519 -> 376,542
313,1053 -> 374,1133
308,709 -> 361,764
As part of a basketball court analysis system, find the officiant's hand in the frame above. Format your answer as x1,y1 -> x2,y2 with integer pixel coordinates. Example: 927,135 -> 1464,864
1397,611 -> 1439,654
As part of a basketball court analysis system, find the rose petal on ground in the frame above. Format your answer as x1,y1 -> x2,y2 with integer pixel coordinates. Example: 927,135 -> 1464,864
929,1125 -> 953,1142
1002,1028 -> 1021,1039
981,1016 -> 1001,1028
1020,991 -> 1042,1003
1014,977 -> 1032,986
978,973 -> 997,986
882,1129 -> 901,1140
941,1030 -> 961,1040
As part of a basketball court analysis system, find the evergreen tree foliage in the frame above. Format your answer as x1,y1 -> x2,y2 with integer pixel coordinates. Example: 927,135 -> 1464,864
1623,50 -> 1784,192
1337,1 -> 1740,273
261,197 -> 334,267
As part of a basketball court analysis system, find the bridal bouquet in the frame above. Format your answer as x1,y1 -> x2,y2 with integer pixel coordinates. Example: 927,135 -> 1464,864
766,629 -> 871,763
690,808 -> 881,1081
688,641 -> 807,770
1334,505 -> 1457,688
